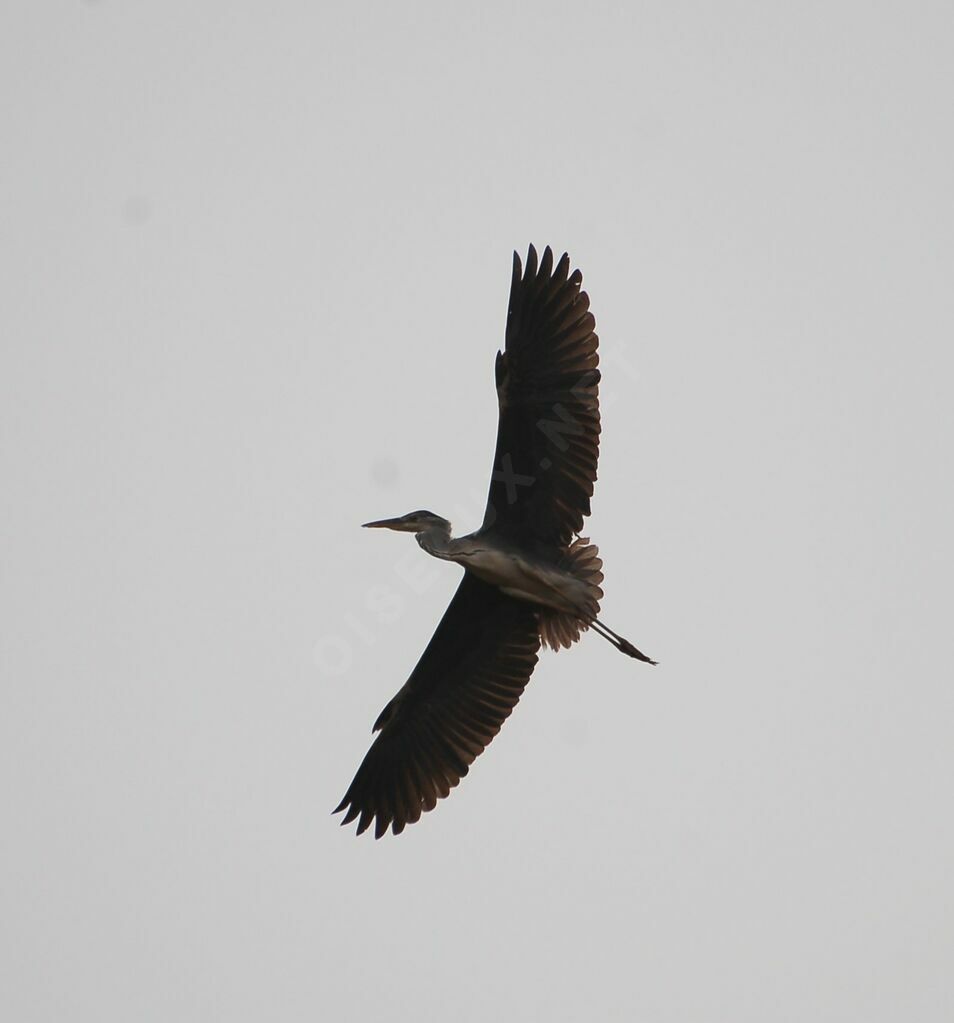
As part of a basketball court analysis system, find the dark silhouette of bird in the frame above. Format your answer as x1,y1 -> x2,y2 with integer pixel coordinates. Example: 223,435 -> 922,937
335,245 -> 655,837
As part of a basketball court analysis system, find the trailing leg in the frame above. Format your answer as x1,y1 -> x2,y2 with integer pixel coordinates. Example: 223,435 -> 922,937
590,618 -> 657,664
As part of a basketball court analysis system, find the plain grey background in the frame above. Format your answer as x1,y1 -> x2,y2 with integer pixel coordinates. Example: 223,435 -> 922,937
3,3 -> 952,1020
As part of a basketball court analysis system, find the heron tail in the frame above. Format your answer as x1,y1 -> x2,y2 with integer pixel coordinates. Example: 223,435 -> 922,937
539,538 -> 603,652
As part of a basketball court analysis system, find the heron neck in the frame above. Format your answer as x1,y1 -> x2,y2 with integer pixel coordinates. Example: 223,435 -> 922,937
416,524 -> 455,560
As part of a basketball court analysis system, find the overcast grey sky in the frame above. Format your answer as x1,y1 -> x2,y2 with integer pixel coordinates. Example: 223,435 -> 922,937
3,3 -> 953,1020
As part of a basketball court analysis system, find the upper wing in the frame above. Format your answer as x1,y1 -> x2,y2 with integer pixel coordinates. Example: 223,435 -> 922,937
482,245 -> 601,547
334,574 -> 541,838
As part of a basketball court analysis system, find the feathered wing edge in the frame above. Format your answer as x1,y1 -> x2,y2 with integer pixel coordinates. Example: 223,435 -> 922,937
333,575 -> 541,838
483,244 -> 601,547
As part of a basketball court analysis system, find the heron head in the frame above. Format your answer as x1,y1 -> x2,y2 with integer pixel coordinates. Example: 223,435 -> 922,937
362,510 -> 450,533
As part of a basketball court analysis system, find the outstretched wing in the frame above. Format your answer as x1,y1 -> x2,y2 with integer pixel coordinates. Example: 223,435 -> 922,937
334,574 -> 541,838
482,245 -> 601,547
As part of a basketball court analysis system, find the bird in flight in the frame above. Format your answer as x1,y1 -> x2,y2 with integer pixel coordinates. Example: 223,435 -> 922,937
335,245 -> 656,838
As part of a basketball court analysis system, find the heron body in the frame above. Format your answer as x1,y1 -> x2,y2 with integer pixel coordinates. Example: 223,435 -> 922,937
411,522 -> 594,616
335,245 -> 655,838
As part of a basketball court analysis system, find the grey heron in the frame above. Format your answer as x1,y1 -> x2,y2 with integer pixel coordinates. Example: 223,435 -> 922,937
335,245 -> 655,838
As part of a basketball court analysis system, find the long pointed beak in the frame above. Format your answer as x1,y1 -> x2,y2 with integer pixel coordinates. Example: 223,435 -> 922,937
362,517 -> 404,530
